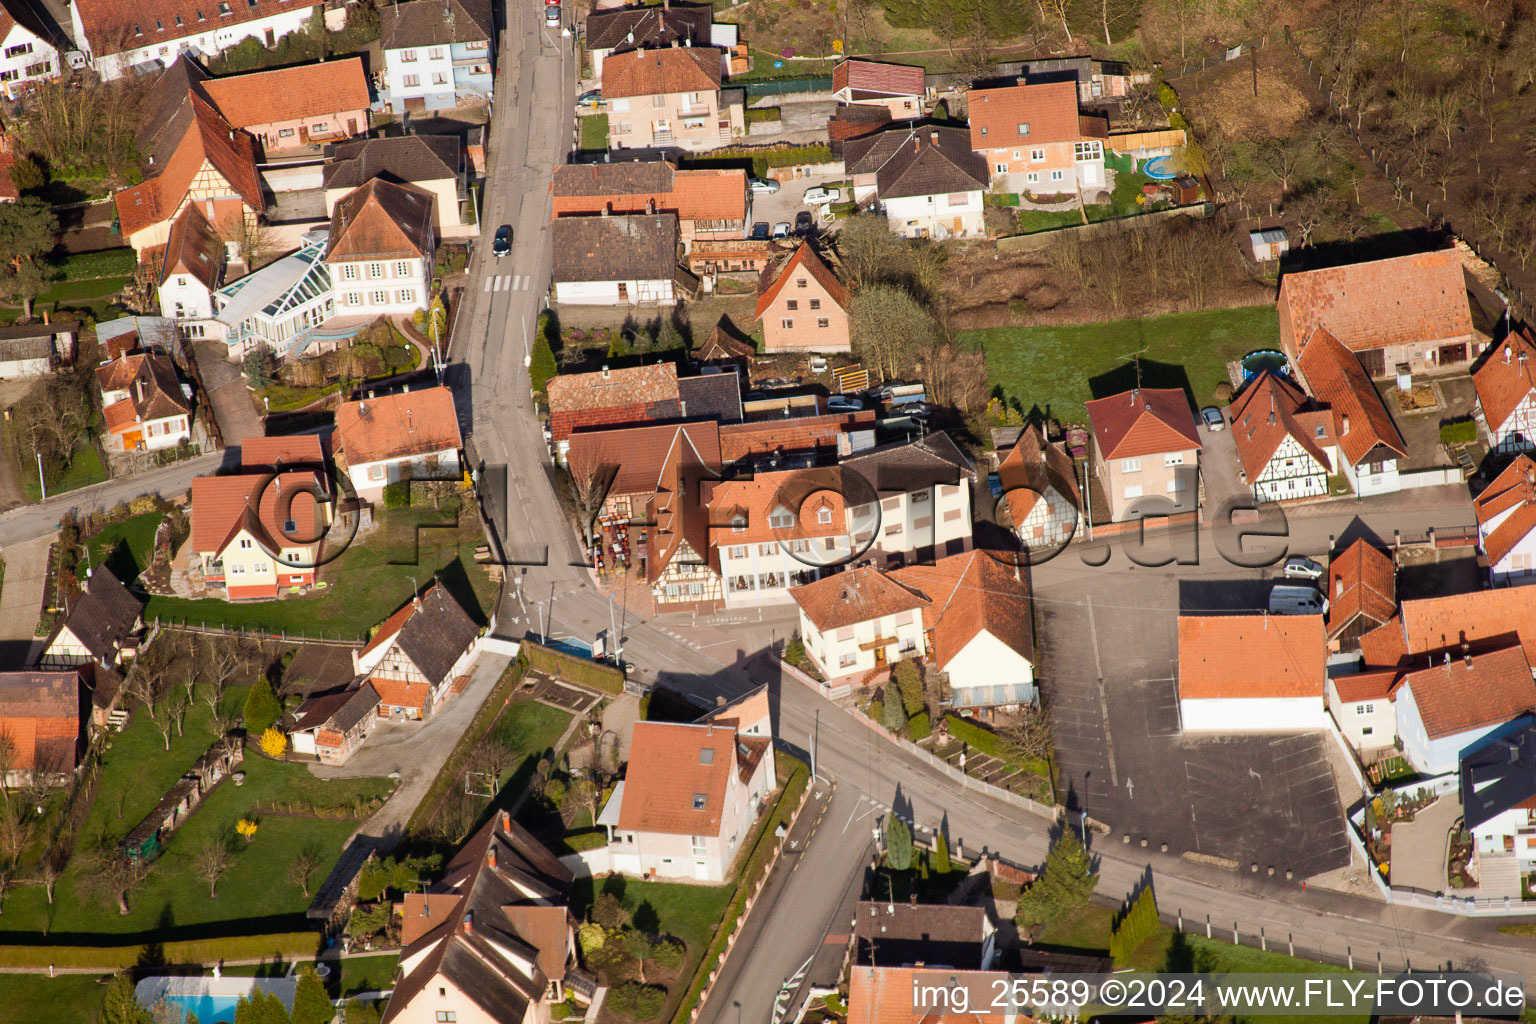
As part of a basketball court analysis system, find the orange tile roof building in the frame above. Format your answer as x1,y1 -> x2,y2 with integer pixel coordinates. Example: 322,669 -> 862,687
966,78 -> 1109,197
601,46 -> 743,152
1474,330 -> 1536,454
1393,645 -> 1536,775
849,967 -> 1015,1024
354,582 -> 482,721
1474,455 -> 1536,587
1294,327 -> 1407,497
94,350 -> 192,453
755,242 -> 851,354
998,424 -> 1080,551
1177,614 -> 1327,732
335,385 -> 462,503
1085,387 -> 1201,522
0,670 -> 87,786
1277,249 -> 1481,378
550,161 -> 748,243
590,719 -> 773,881
71,0 -> 321,81
200,57 -> 370,155
546,363 -> 682,448
1228,371 -> 1332,504
326,178 -> 438,320
832,58 -> 925,117
1325,538 -> 1396,652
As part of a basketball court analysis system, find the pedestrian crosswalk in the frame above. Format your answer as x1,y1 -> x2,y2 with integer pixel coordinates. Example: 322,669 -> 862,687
483,274 -> 533,293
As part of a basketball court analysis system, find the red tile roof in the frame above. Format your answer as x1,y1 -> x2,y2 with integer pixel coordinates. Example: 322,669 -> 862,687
968,79 -> 1084,150
547,364 -> 682,443
849,967 -> 1011,1024
1358,615 -> 1407,669
0,671 -> 81,772
755,242 -> 850,320
240,433 -> 326,469
200,58 -> 371,130
998,425 -> 1079,528
78,0 -> 320,57
189,470 -> 322,557
617,721 -> 744,835
833,58 -> 925,98
95,352 -> 190,435
1294,328 -> 1406,467
645,426 -> 720,583
1476,456 -> 1536,566
1473,330 -> 1536,434
372,677 -> 430,711
1326,538 -> 1395,638
718,410 -> 874,462
336,385 -> 461,466
1278,249 -> 1472,356
1330,668 -> 1398,704
1085,387 -> 1201,460
326,178 -> 437,262
706,466 -> 848,545
1368,588 -> 1536,667
550,162 -> 748,224
1396,645 -> 1536,739
159,202 -> 223,289
790,565 -> 929,632
894,550 -> 1034,671
1228,371 -> 1330,482
115,91 -> 261,238
565,420 -> 721,499
601,46 -> 720,99
1178,614 -> 1325,700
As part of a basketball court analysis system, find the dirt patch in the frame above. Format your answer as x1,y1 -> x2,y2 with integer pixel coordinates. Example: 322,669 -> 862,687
1196,64 -> 1311,140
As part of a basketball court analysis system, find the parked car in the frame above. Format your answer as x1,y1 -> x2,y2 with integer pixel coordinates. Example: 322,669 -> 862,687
898,402 -> 934,419
868,379 -> 913,401
758,376 -> 794,388
750,222 -> 771,240
749,177 -> 781,194
772,222 -> 792,239
544,4 -> 560,24
826,395 -> 864,411
803,186 -> 841,205
576,90 -> 602,109
493,225 -> 512,258
1282,555 -> 1325,580
1269,583 -> 1327,616
795,211 -> 815,234
1200,406 -> 1224,430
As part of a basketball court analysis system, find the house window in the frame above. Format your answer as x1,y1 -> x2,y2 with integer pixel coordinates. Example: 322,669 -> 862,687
731,515 -> 745,533
230,563 -> 245,575
436,1014 -> 457,1023
691,836 -> 707,855
1030,148 -> 1045,162
1017,122 -> 1030,135
768,510 -> 793,528
838,652 -> 857,668
368,263 -> 384,279
911,491 -> 930,504
1164,452 -> 1184,467
196,9 -> 205,19
781,319 -> 794,330
757,542 -> 775,556
1315,424 -> 1326,438
817,507 -> 832,524
946,193 -> 969,206
239,538 -> 253,549
699,748 -> 714,765
691,794 -> 706,809
809,298 -> 821,310
402,48 -> 418,61
1166,477 -> 1184,493
428,47 -> 444,59
786,300 -> 798,311
278,128 -> 296,138
995,163 -> 1006,174
133,24 -> 142,34
395,261 -> 411,277
398,289 -> 415,303
155,19 -> 163,29
1026,172 -> 1039,184
372,290 -> 389,304
980,125 -> 987,136
1051,170 -> 1064,182
728,545 -> 746,558
1120,458 -> 1141,473
403,74 -> 420,87
1357,703 -> 1375,714
346,292 -> 362,306
1123,484 -> 1143,499
217,1 -> 231,13
818,318 -> 830,328
797,278 -> 807,288
431,72 -> 447,86
1074,141 -> 1103,161
343,265 -> 357,280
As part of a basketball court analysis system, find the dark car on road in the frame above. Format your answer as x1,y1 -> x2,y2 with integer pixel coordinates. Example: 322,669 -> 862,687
795,210 -> 814,234
493,225 -> 512,258
750,222 -> 770,241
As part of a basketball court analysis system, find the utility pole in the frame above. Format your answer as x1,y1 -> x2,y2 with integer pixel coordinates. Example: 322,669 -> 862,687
36,452 -> 46,500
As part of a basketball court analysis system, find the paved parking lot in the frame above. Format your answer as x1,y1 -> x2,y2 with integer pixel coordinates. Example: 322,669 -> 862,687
747,171 -> 847,237
1196,417 -> 1250,522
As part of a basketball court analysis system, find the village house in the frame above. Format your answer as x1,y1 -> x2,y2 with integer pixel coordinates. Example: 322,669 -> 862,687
551,213 -> 681,307
355,582 -> 482,720
584,2 -> 732,83
0,319 -> 76,379
1294,328 -> 1407,498
546,363 -> 682,453
1177,614 -> 1327,732
334,385 -> 462,503
95,350 -> 193,453
288,682 -> 381,764
1358,587 -> 1536,672
1324,667 -> 1398,757
1277,249 -> 1481,378
114,57 -> 262,255
1460,723 -> 1536,875
0,0 -> 62,98
838,433 -> 975,564
966,78 -> 1108,195
719,409 -> 876,466
550,161 -> 747,244
378,0 -> 494,114
188,435 -> 331,599
565,420 -> 721,524
848,967 -> 1007,1024
997,424 -> 1081,551
1474,330 -> 1536,454
1473,455 -> 1536,587
1325,538 -> 1396,653
1228,370 -> 1333,503
832,58 -> 925,118
842,123 -> 988,240
382,811 -> 577,1024
41,569 -> 145,671
323,135 -> 472,238
754,242 -> 851,354
69,0 -> 319,80
1392,645 -> 1536,776
198,57 -> 371,155
791,550 -> 1035,709
1015,55 -> 1135,102
210,237 -> 340,360
686,238 -> 788,277
1085,387 -> 1202,522
0,670 -> 88,787
827,104 -> 892,157
852,901 -> 997,970
644,425 -> 724,612
601,45 -> 742,152
590,718 -> 773,882
326,178 -> 437,319
708,466 -> 854,609
156,204 -> 226,333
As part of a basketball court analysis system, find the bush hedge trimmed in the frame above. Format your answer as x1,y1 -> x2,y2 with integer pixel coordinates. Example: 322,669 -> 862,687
1439,420 -> 1477,445
519,640 -> 625,695
0,932 -> 318,968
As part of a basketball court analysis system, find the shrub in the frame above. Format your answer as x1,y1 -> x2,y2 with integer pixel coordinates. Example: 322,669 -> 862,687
243,678 -> 281,734
243,344 -> 279,387
609,983 -> 667,1021
381,480 -> 411,508
348,903 -> 389,940
236,818 -> 259,841
908,712 -> 931,741
563,828 -> 608,853
881,694 -> 907,733
934,829 -> 951,874
651,936 -> 685,969
824,993 -> 846,1016
1157,82 -> 1178,109
943,714 -> 1008,758
745,106 -> 782,124
345,1000 -> 382,1024
885,815 -> 912,870
578,922 -> 607,956
1212,380 -> 1234,402
593,891 -> 628,930
552,1001 -> 571,1021
129,495 -> 158,515
258,728 -> 288,758
1440,420 -> 1477,445
291,967 -> 335,1024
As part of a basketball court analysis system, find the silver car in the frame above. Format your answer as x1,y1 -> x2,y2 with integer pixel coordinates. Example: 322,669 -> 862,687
1282,555 -> 1324,580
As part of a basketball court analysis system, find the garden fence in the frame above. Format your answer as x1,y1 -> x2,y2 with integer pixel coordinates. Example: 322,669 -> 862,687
154,616 -> 364,646
739,76 -> 834,98
1163,35 -> 1271,81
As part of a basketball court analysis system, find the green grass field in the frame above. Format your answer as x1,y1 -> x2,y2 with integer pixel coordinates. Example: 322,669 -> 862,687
580,114 -> 609,151
0,974 -> 110,1023
84,512 -> 164,582
572,877 -> 733,956
960,305 -> 1280,424
22,443 -> 107,502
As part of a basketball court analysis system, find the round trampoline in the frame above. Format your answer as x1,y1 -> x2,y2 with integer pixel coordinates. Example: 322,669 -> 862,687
1241,349 -> 1290,382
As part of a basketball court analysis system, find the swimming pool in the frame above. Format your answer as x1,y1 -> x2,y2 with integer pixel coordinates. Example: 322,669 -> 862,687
1142,155 -> 1177,180
164,994 -> 241,1023
136,975 -> 298,1024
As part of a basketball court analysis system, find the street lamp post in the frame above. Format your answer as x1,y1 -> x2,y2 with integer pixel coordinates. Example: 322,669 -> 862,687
36,452 -> 46,500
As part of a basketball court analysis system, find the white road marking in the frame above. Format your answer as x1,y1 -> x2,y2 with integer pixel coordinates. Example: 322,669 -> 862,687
483,277 -> 494,292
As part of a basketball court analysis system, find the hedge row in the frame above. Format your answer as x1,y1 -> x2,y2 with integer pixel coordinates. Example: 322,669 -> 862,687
519,641 -> 624,695
0,932 -> 318,968
1439,420 -> 1477,445
671,759 -> 810,1024
560,828 -> 609,853
943,714 -> 1050,776
47,247 -> 136,280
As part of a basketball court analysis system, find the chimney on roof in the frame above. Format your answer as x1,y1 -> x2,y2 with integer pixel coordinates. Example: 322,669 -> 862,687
1340,414 -> 1350,436
602,365 -> 610,379
407,408 -> 415,432
500,809 -> 511,832
463,911 -> 474,934
930,130 -> 939,144
488,845 -> 497,870
1129,388 -> 1137,405
42,311 -> 48,325
1506,344 -> 1512,364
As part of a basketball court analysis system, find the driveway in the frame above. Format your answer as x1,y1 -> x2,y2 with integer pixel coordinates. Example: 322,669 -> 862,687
194,340 -> 265,443
1197,416 -> 1249,523
747,170 -> 848,238
1388,794 -> 1459,893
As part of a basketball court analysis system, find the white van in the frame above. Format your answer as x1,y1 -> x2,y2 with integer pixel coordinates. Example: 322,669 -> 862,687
1269,584 -> 1328,616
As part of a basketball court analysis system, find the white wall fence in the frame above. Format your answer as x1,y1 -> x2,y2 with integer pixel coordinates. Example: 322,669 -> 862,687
1398,467 -> 1461,489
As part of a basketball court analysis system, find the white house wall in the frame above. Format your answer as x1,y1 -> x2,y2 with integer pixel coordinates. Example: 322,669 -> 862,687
0,22 -> 60,98
881,191 -> 983,240
1179,697 -> 1328,733
944,631 -> 1035,702
1324,679 -> 1396,751
78,5 -> 319,80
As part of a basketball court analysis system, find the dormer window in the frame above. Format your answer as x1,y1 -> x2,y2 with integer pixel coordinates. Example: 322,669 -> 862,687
1017,122 -> 1030,135
731,515 -> 745,533
768,508 -> 793,529
196,9 -> 206,19
133,24 -> 142,35
218,2 -> 232,15
246,0 -> 257,8
155,19 -> 163,29
817,507 -> 832,524
691,794 -> 706,809
174,14 -> 183,25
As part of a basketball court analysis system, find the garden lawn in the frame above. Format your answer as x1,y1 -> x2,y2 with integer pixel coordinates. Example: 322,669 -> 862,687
573,877 -> 733,958
337,952 -> 401,996
489,701 -> 573,786
0,687 -> 393,939
960,305 -> 1280,423
84,511 -> 164,582
580,114 -> 608,151
22,443 -> 107,502
0,974 -> 109,1022
144,508 -> 495,640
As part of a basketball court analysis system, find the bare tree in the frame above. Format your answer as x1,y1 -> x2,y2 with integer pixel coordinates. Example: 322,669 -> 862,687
223,216 -> 279,269
38,844 -> 65,905
288,844 -> 322,898
0,733 -> 14,797
1039,0 -> 1073,41
0,800 -> 33,876
1427,87 -> 1464,149
196,839 -> 232,898
1251,135 -> 1312,194
150,697 -> 176,751
999,705 -> 1053,762
79,848 -> 146,915
1286,188 -> 1336,249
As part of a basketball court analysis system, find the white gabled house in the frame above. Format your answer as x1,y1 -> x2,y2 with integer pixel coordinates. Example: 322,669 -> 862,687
356,582 -> 483,721
70,0 -> 320,81
1393,645 -> 1536,776
1474,331 -> 1536,454
0,0 -> 62,99
1474,455 -> 1536,587
1324,667 -> 1397,756
1228,371 -> 1333,503
1294,328 -> 1407,498
334,385 -> 463,504
1461,722 -> 1536,873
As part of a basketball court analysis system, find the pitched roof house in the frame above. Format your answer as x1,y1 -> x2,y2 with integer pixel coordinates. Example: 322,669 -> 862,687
755,242 -> 851,354
1325,538 -> 1395,651
94,351 -> 192,453
1228,371 -> 1333,504
601,46 -> 739,152
1177,614 -> 1327,731
546,363 -> 682,449
70,0 -> 320,81
966,78 -> 1109,195
582,1 -> 725,82
356,582 -> 482,721
1277,249 -> 1479,378
1392,644 -> 1536,775
1294,327 -> 1407,496
381,810 -> 576,1024
198,57 -> 370,154
1359,586 -> 1536,670
852,900 -> 996,969
827,104 -> 893,155
0,670 -> 87,785
0,0 -> 64,99
550,161 -> 748,243
1475,329 -> 1536,455
1085,387 -> 1201,522
188,448 -> 331,600
551,213 -> 680,307
377,0 -> 495,116
998,424 -> 1080,551
832,58 -> 925,116
592,719 -> 773,881
843,123 -> 988,239
1460,722 -> 1536,871
848,966 -> 1011,1024
322,135 -> 470,237
1473,455 -> 1536,586
289,682 -> 382,764
335,385 -> 462,502
41,569 -> 144,670
326,177 -> 437,319
565,420 -> 723,523
645,424 -> 724,612
157,203 -> 226,324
